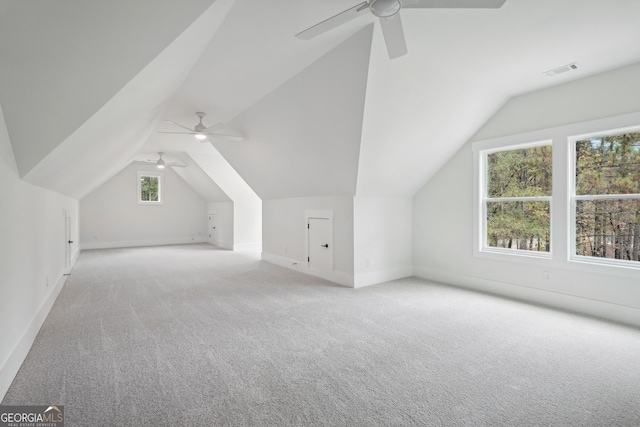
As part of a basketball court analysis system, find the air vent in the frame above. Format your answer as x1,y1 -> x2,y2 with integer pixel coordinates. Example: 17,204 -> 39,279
544,63 -> 579,77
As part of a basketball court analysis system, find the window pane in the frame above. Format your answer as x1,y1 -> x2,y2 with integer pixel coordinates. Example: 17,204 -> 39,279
140,176 -> 159,202
486,201 -> 550,252
576,199 -> 640,261
575,132 -> 640,195
487,145 -> 552,197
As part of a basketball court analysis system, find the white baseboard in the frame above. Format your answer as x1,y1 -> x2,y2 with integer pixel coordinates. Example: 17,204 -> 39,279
261,252 -> 354,288
64,248 -> 81,274
0,270 -> 70,401
71,248 -> 80,265
354,265 -> 413,289
261,252 -> 301,269
80,237 -> 207,250
207,240 -> 233,250
233,242 -> 262,253
414,265 -> 640,328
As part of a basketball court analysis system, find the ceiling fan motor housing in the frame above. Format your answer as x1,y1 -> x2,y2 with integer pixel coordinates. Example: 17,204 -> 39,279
195,112 -> 207,132
371,0 -> 402,17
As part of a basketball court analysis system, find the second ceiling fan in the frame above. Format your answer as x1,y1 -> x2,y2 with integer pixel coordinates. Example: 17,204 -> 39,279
160,112 -> 244,141
296,0 -> 506,59
132,152 -> 186,169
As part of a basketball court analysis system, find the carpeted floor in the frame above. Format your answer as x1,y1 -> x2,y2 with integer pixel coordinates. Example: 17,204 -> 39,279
3,243 -> 640,426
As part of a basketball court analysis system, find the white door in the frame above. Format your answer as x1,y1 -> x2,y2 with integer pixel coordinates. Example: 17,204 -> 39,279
308,218 -> 332,273
208,212 -> 217,243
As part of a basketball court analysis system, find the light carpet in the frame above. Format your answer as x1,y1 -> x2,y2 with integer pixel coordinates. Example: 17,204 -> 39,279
3,244 -> 640,426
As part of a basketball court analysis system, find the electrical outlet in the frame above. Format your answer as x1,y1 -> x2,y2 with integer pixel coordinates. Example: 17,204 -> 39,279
285,246 -> 288,254
544,271 -> 551,281
46,276 -> 49,287
365,259 -> 370,268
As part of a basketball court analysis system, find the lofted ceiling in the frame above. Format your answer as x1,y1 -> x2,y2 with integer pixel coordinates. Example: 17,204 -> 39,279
0,0 -> 217,177
1,0 -> 640,201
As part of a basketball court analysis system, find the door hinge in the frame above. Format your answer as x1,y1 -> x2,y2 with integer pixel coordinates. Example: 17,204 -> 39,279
307,257 -> 310,262
307,224 -> 310,229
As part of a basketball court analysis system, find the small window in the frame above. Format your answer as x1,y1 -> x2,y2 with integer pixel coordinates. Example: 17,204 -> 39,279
137,172 -> 163,204
481,142 -> 552,256
571,129 -> 640,265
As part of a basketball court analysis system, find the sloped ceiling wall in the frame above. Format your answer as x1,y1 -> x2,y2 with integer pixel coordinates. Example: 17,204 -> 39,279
0,0 -> 235,198
355,25 -> 508,196
171,156 -> 231,203
188,147 -> 262,247
4,1 -> 640,203
217,26 -> 373,200
471,61 -> 640,142
131,151 -> 231,203
0,0 -> 216,177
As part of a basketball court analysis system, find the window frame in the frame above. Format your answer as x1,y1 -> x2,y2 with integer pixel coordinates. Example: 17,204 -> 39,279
477,140 -> 553,260
137,171 -> 163,205
568,125 -> 640,269
472,112 -> 640,278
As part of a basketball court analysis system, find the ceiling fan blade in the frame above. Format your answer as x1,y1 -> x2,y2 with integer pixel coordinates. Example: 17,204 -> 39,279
402,0 -> 505,8
203,122 -> 236,132
205,132 -> 245,141
163,120 -> 195,132
295,1 -> 370,40
204,124 -> 221,132
158,131 -> 195,135
379,14 -> 407,59
132,160 -> 186,168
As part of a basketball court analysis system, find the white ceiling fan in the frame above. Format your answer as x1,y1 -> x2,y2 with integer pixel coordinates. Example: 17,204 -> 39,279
296,0 -> 506,59
159,112 -> 244,141
133,152 -> 186,169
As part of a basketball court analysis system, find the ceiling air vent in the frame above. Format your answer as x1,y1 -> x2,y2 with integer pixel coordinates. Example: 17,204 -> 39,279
544,63 -> 579,77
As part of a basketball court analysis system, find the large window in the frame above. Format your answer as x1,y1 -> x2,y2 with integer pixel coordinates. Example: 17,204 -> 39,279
137,171 -> 163,204
481,142 -> 552,255
474,114 -> 640,273
571,129 -> 640,265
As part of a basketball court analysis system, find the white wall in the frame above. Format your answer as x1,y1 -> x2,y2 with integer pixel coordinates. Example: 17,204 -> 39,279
16,0 -> 236,199
262,195 -> 412,288
0,105 -> 79,401
233,194 -> 262,252
413,62 -> 640,327
221,26 -> 372,200
189,150 -> 261,252
207,201 -> 233,249
354,196 -> 413,288
80,163 -> 207,249
173,157 -> 232,204
472,61 -> 640,142
262,196 -> 354,286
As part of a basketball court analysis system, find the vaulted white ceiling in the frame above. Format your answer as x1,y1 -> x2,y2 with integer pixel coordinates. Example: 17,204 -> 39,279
0,0 -> 217,175
2,0 -> 640,200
